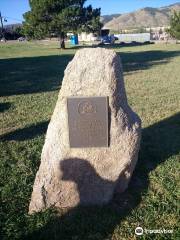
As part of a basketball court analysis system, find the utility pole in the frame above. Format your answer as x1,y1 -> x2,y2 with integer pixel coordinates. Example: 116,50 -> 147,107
0,11 -> 5,39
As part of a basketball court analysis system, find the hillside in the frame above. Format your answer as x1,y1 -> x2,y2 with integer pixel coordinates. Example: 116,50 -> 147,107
103,2 -> 180,30
100,14 -> 121,25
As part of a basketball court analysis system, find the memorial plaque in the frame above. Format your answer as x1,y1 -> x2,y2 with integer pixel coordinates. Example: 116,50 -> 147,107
67,97 -> 108,148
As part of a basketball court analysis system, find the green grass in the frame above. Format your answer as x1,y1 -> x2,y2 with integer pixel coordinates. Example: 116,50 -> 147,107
0,41 -> 180,240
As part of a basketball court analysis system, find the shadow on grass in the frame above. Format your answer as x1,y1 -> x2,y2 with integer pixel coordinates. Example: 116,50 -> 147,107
0,54 -> 73,97
120,50 -> 179,73
69,45 -> 179,73
0,50 -> 179,97
0,121 -> 49,141
22,112 -> 180,240
67,41 -> 154,50
0,102 -> 11,113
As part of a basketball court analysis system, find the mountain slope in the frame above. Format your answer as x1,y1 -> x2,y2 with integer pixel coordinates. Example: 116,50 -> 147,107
100,14 -> 121,25
103,3 -> 180,30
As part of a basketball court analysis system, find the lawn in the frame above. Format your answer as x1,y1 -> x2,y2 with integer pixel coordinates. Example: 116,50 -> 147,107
0,41 -> 180,240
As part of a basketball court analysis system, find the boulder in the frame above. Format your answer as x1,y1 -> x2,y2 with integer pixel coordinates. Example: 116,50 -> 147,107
29,48 -> 141,214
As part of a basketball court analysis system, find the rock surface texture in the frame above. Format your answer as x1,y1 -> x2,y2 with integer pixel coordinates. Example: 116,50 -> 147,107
29,48 -> 141,214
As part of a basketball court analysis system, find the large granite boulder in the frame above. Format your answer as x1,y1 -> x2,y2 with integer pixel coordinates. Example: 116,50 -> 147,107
29,48 -> 141,214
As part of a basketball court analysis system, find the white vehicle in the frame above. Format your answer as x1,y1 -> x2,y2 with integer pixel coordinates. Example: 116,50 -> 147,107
115,33 -> 151,43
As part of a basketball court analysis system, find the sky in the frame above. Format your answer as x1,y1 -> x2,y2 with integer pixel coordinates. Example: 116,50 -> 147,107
0,0 -> 179,25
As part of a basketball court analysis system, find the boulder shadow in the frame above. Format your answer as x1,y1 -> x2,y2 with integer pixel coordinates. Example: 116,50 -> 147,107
24,112 -> 180,240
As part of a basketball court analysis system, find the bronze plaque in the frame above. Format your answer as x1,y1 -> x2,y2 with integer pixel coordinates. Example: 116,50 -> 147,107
67,97 -> 108,148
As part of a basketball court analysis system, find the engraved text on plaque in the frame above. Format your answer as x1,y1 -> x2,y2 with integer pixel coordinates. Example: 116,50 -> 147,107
67,97 -> 108,148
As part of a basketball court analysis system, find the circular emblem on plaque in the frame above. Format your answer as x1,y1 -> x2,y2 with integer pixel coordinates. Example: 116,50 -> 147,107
78,101 -> 96,114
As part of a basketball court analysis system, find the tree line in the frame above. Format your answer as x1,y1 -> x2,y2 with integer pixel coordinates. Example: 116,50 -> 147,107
0,25 -> 23,40
22,0 -> 102,48
1,1 -> 179,45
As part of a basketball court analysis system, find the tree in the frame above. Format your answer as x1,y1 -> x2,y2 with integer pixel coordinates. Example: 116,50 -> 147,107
168,11 -> 180,41
22,0 -> 102,48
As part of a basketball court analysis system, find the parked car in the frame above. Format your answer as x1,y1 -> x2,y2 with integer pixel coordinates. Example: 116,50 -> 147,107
101,35 -> 115,44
